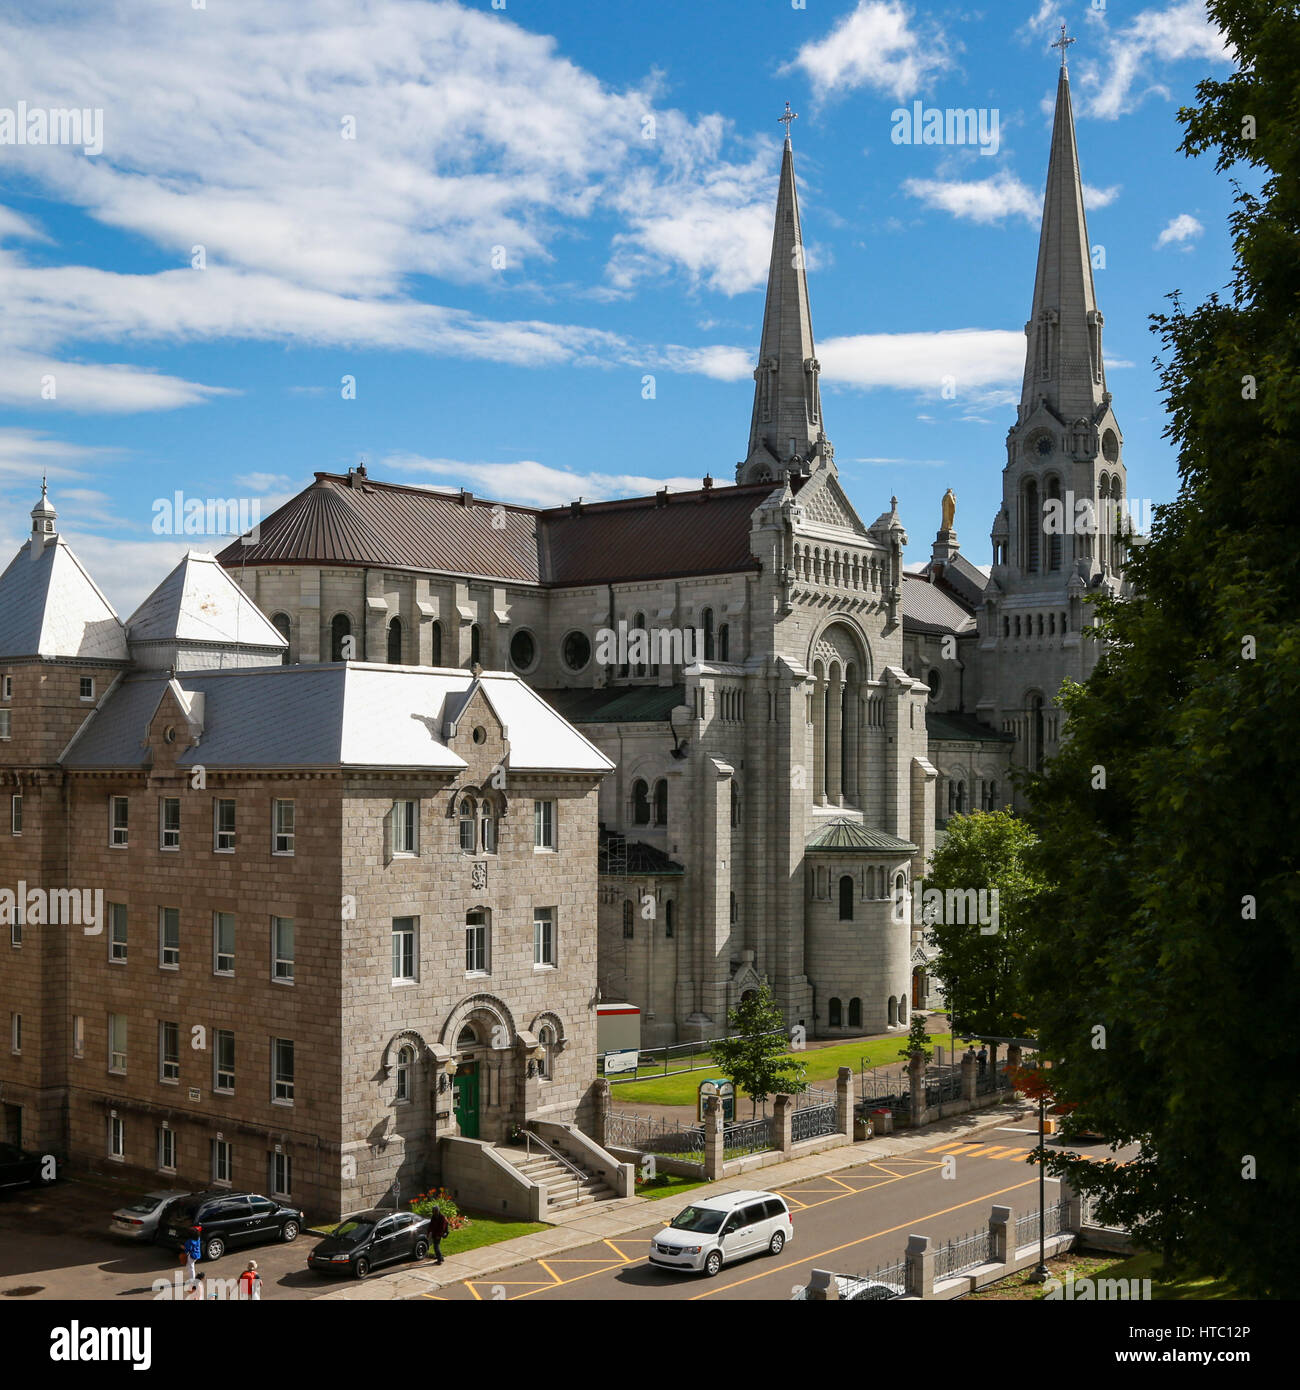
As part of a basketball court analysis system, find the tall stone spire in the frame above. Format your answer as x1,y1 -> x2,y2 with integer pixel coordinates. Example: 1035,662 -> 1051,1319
1019,36 -> 1107,425
737,105 -> 832,484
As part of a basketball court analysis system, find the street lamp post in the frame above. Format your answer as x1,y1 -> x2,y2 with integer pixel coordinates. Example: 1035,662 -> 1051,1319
1028,1057 -> 1052,1284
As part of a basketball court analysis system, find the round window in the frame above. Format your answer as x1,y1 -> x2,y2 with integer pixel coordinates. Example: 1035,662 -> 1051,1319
510,629 -> 536,671
164,726 -> 177,744
472,726 -> 487,744
562,630 -> 591,672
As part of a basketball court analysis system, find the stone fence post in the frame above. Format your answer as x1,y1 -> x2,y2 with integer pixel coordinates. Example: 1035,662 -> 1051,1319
1058,1175 -> 1083,1231
703,1094 -> 724,1180
836,1066 -> 854,1136
961,1049 -> 978,1102
773,1094 -> 794,1153
805,1269 -> 839,1301
908,1052 -> 927,1127
989,1203 -> 1013,1263
905,1234 -> 934,1297
591,1077 -> 610,1149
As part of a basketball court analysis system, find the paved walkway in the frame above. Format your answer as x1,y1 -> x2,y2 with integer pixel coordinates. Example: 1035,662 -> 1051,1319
317,1098 -> 1031,1300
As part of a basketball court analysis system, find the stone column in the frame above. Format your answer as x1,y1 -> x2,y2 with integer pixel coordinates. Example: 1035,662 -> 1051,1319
703,1095 -> 724,1180
989,1204 -> 1013,1263
826,666 -> 843,805
905,1234 -> 934,1297
836,1066 -> 854,1137
591,1078 -> 611,1148
908,1052 -> 927,1127
1007,1043 -> 1023,1072
773,1094 -> 794,1154
811,674 -> 825,805
804,1269 -> 839,1301
961,1049 -> 978,1103
1058,1175 -> 1083,1232
842,681 -> 859,804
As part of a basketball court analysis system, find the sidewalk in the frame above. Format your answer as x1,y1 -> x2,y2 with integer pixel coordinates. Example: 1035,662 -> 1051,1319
316,1097 -> 1032,1300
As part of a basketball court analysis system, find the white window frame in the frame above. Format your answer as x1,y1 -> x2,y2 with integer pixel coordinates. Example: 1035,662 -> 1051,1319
159,1020 -> 180,1083
391,799 -> 419,856
272,1037 -> 294,1104
391,917 -> 417,984
271,916 -> 294,984
79,676 -> 95,701
108,1115 -> 125,1161
157,1126 -> 176,1172
108,1013 -> 127,1074
73,1014 -> 85,1059
533,907 -> 555,968
465,912 -> 489,976
214,1029 -> 235,1093
213,911 -> 235,975
108,902 -> 127,963
270,1150 -> 292,1199
395,1044 -> 414,1103
0,709 -> 10,740
533,799 -> 556,851
272,799 -> 295,856
10,793 -> 21,836
211,1138 -> 232,1185
214,798 -> 236,852
9,909 -> 19,948
159,796 -> 180,850
159,907 -> 180,969
458,797 -> 476,853
1,674 -> 11,700
109,795 -> 129,847
10,1012 -> 20,1054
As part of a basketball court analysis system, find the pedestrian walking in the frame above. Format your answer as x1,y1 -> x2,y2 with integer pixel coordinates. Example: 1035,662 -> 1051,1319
184,1274 -> 205,1301
428,1207 -> 449,1265
238,1260 -> 262,1301
977,1046 -> 988,1076
182,1233 -> 201,1282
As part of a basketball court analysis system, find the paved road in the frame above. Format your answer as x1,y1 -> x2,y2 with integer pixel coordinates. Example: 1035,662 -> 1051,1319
426,1127 -> 1124,1302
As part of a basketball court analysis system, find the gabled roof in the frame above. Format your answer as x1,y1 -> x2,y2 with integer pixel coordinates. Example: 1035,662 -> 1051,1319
901,574 -> 977,636
126,552 -> 286,650
0,536 -> 128,662
805,818 -> 917,854
60,663 -> 612,774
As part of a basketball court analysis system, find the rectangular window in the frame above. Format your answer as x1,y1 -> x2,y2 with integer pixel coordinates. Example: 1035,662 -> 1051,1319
272,799 -> 295,855
465,918 -> 488,975
392,799 -> 418,855
213,912 -> 235,975
270,1150 -> 292,1198
0,709 -> 10,740
158,1127 -> 176,1171
271,917 -> 294,983
159,797 -> 180,850
80,676 -> 95,701
214,1030 -> 235,1092
10,1012 -> 20,1054
391,917 -> 417,982
1,675 -> 11,700
159,907 -> 180,968
159,1020 -> 180,1082
211,1138 -> 232,1185
107,902 -> 127,963
108,1115 -> 124,1160
534,799 -> 556,850
73,1015 -> 85,1059
109,1013 -> 127,1073
109,795 -> 129,847
534,907 -> 555,967
272,1037 -> 294,1103
10,793 -> 21,836
214,798 -> 236,852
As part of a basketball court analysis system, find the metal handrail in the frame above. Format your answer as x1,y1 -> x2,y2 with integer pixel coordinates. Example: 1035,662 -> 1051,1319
522,1127 -> 597,1191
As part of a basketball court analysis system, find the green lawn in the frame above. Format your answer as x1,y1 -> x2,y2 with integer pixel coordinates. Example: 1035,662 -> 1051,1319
967,1248 -> 1241,1301
441,1212 -> 550,1256
635,1172 -> 712,1201
606,1032 -> 960,1108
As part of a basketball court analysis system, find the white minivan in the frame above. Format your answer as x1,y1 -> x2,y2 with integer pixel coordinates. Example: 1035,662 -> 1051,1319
648,1189 -> 794,1277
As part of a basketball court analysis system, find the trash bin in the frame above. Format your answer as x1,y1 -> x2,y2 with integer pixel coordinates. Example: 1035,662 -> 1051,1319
872,1108 -> 894,1135
853,1114 -> 874,1141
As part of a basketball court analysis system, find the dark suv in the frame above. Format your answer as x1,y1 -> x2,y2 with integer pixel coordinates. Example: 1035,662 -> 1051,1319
159,1190 -> 303,1261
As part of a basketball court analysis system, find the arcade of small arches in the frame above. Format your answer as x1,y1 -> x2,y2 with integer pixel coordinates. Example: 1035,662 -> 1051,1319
807,621 -> 876,808
790,542 -> 890,595
937,771 -> 1002,821
808,866 -> 908,920
1016,471 -> 1127,577
824,993 -> 910,1030
620,895 -> 676,939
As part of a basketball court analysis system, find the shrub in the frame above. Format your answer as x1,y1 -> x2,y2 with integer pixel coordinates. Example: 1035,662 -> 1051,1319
409,1188 -> 470,1230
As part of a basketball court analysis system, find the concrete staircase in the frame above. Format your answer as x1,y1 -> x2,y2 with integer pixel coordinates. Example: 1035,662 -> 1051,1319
493,1144 -> 619,1213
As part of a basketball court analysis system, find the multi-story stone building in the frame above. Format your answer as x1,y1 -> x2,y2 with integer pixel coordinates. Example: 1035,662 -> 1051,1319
0,494 -> 612,1215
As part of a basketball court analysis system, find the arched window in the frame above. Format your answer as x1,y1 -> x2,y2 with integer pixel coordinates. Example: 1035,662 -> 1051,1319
387,617 -> 402,664
888,996 -> 898,1027
537,1024 -> 555,1080
622,901 -> 634,939
633,612 -> 647,678
469,623 -> 481,667
848,998 -> 862,1028
1023,479 -> 1040,573
479,798 -> 497,853
730,781 -> 740,828
664,900 -> 674,938
956,780 -> 966,814
895,871 -> 906,900
330,613 -> 352,662
828,998 -> 842,1028
395,1044 -> 414,1102
718,623 -> 730,662
838,875 -> 854,921
988,780 -> 999,810
654,779 -> 668,826
729,891 -> 738,925
431,620 -> 443,666
459,797 -> 477,853
1028,693 -> 1046,773
271,612 -> 291,664
877,867 -> 886,898
1046,477 -> 1062,571
456,1023 -> 478,1050
702,608 -> 715,661
632,779 -> 651,825
899,995 -> 909,1024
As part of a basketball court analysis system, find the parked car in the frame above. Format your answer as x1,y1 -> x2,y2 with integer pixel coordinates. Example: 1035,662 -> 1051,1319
0,1142 -> 60,1191
306,1209 -> 431,1279
110,1190 -> 192,1242
159,1191 -> 303,1261
648,1189 -> 793,1277
791,1273 -> 905,1300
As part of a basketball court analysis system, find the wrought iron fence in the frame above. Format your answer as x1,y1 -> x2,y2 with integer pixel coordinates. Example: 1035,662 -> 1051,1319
1015,1197 -> 1069,1250
795,1085 -> 836,1109
601,1028 -> 787,1083
935,1227 -> 992,1280
976,1062 -> 1014,1096
722,1116 -> 774,1158
604,1110 -> 704,1157
1081,1194 -> 1129,1233
924,1070 -> 964,1107
791,1103 -> 838,1143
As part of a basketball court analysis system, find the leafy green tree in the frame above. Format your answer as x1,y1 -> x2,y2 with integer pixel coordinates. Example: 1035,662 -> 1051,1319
1019,0 -> 1300,1299
710,984 -> 808,1119
922,810 -> 1046,1062
898,1012 -> 933,1065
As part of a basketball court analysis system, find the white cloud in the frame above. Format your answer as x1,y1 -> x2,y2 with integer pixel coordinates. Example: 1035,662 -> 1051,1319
903,171 -> 1120,225
381,454 -> 707,508
1155,212 -> 1203,249
787,1 -> 951,101
819,328 -> 1025,394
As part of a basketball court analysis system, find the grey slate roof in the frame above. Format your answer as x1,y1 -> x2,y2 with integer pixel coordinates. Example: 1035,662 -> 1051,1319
0,536 -> 128,662
126,552 -> 285,650
900,574 -> 977,636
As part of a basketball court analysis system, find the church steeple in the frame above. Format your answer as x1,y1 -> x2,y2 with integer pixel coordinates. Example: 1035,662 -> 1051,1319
1019,29 -> 1107,425
737,104 -> 833,485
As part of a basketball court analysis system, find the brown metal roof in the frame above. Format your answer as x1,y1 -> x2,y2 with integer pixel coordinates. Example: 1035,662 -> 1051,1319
219,472 -> 769,588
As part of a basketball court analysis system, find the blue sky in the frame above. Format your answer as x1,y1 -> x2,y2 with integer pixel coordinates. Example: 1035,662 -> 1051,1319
0,0 -> 1238,612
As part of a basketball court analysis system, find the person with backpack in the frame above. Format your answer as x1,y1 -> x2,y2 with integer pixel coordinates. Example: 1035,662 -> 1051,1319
428,1207 -> 449,1265
182,1233 -> 201,1283
238,1260 -> 262,1301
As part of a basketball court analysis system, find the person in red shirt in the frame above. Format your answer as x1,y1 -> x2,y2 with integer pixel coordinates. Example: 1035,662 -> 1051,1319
238,1261 -> 262,1300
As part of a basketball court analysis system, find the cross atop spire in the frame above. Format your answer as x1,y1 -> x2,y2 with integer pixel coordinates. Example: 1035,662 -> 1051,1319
1050,22 -> 1075,71
778,101 -> 798,145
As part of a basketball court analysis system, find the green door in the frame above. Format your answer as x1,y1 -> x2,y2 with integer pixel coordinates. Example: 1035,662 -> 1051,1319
454,1064 -> 479,1139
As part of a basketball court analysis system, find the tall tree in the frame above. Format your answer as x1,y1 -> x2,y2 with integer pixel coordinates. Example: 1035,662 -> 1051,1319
1020,0 -> 1300,1299
710,985 -> 807,1119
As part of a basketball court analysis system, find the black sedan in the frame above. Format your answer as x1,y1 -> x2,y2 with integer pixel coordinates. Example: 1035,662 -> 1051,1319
0,1142 -> 60,1191
307,1209 -> 431,1279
